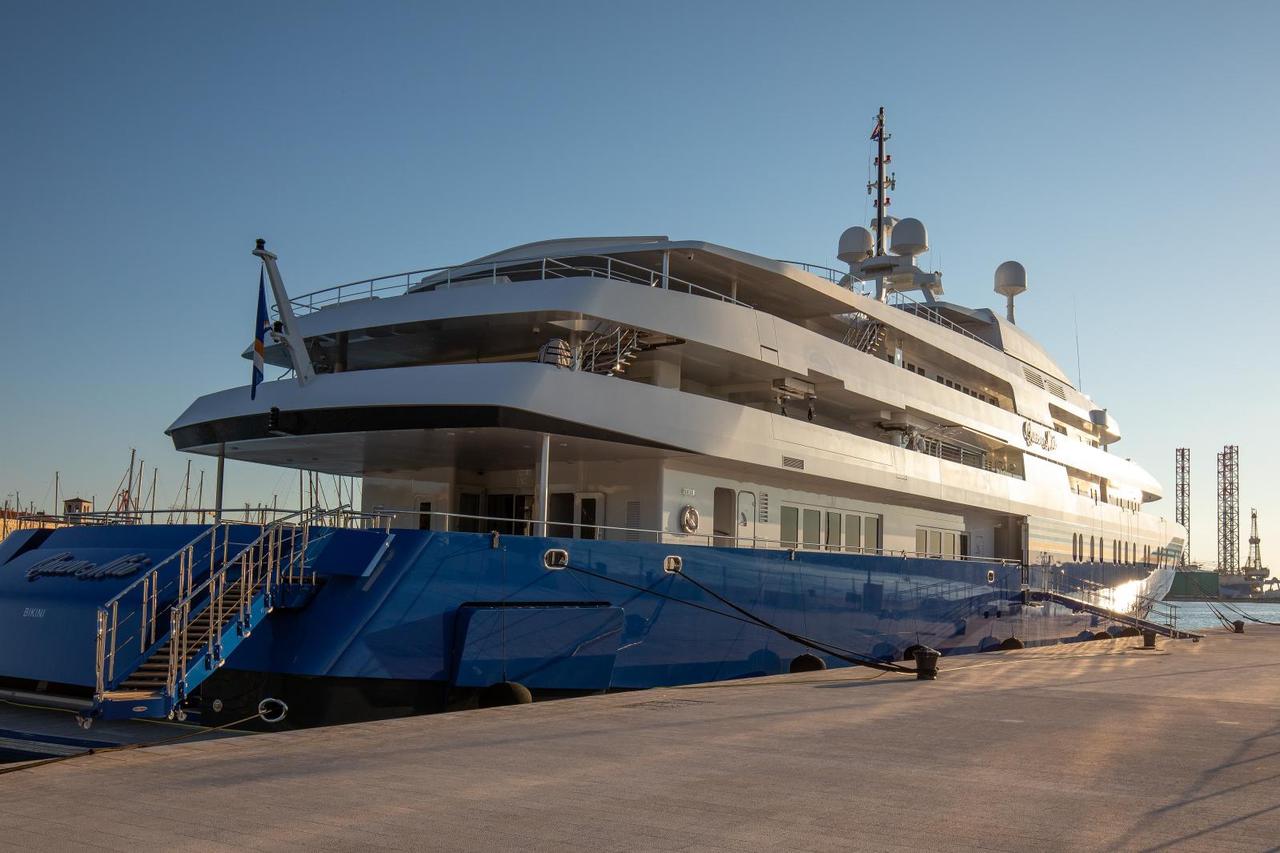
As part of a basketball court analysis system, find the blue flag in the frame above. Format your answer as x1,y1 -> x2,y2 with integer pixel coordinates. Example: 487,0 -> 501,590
251,267 -> 269,399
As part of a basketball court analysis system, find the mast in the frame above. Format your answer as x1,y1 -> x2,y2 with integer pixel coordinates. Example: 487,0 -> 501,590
123,448 -> 136,515
875,107 -> 886,256
182,460 -> 191,523
253,239 -> 316,386
868,106 -> 895,257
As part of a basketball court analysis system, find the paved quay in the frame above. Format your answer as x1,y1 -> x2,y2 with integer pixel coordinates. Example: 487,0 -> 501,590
2,627 -> 1279,852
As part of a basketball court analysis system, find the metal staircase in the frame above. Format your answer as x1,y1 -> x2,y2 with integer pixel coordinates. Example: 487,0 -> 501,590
843,315 -> 886,354
576,324 -> 681,376
89,512 -> 319,724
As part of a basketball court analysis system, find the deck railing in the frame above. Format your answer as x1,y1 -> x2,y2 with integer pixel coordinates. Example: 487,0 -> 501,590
371,506 -> 1023,565
286,252 -> 751,315
88,506 -> 385,696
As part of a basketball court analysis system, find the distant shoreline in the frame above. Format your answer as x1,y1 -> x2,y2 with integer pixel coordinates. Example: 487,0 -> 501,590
1164,597 -> 1280,604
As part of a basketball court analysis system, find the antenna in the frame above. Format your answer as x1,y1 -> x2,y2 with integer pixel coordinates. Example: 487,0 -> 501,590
866,106 -> 895,257
1072,294 -> 1083,390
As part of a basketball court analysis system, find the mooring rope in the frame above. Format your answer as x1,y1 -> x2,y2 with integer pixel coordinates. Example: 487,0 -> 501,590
563,562 -> 915,674
1184,572 -> 1280,626
0,699 -> 287,776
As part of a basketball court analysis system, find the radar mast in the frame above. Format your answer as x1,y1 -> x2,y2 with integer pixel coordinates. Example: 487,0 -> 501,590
867,106 -> 895,257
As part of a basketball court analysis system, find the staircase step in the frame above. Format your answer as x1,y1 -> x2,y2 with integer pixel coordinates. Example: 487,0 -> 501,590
103,689 -> 161,700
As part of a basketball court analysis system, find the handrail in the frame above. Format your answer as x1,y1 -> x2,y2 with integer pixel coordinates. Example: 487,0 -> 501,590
161,506 -> 328,701
285,251 -> 752,314
100,522 -> 228,611
775,260 -> 875,297
371,506 -> 1023,566
776,257 -> 1005,356
172,506 -> 317,608
94,505 -> 354,699
888,297 -> 1001,352
73,507 -> 312,526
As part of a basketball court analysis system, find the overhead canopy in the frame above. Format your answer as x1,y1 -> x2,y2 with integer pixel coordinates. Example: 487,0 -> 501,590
411,236 -> 861,321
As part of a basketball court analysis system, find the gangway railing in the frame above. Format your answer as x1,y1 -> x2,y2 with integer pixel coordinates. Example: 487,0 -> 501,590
95,521 -> 235,697
1024,588 -> 1200,640
89,506 -> 372,721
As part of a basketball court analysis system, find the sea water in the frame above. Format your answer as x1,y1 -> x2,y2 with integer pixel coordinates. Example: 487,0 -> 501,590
1164,600 -> 1280,631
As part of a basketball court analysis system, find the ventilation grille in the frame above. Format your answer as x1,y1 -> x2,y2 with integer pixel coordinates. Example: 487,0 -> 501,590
625,501 -> 641,541
782,456 -> 805,470
1022,366 -> 1067,400
758,493 -> 769,523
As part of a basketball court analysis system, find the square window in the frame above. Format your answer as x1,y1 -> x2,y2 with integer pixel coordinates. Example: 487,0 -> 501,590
781,506 -> 799,547
802,509 -> 821,549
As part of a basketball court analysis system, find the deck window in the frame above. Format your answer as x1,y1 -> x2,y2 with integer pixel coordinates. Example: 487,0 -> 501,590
781,506 -> 799,547
845,515 -> 863,552
802,509 -> 821,549
825,512 -> 841,550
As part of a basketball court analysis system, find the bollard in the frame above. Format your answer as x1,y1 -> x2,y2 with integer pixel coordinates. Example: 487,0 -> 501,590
479,681 -> 533,708
1142,629 -> 1156,649
1233,620 -> 1245,634
789,653 -> 826,673
914,646 -> 940,681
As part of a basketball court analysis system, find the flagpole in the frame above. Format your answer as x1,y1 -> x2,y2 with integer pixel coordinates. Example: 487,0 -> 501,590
253,239 -> 315,385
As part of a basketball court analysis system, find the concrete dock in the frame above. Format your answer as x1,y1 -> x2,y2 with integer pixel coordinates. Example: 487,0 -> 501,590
2,627 -> 1279,852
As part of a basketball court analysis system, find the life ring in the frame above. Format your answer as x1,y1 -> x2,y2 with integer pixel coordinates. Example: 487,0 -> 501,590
679,505 -> 700,534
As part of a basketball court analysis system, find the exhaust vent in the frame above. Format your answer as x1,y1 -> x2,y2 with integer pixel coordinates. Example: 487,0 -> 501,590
782,456 -> 805,471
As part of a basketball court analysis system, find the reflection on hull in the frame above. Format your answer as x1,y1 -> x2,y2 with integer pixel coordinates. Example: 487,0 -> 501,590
0,526 -> 1174,726
208,530 -> 1169,713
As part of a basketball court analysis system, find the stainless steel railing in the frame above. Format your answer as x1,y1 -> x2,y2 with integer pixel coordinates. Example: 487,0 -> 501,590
161,508 -> 321,700
94,522 -> 235,696
93,506 -> 378,698
286,252 -> 752,315
371,506 -> 1022,566
776,260 -> 875,297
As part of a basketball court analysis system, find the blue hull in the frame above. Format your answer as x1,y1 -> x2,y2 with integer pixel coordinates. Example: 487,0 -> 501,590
0,525 -> 1153,719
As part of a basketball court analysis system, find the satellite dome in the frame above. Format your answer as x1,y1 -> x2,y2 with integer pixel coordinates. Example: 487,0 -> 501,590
994,261 -> 1028,297
890,218 -> 928,256
837,226 -> 874,264
869,215 -> 899,239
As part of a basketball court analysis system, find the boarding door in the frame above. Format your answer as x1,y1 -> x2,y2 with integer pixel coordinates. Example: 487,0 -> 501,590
574,492 -> 605,540
737,491 -> 757,547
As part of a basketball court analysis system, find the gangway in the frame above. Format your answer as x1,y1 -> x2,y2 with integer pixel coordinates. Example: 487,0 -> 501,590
1023,588 -> 1202,640
86,511 -> 322,724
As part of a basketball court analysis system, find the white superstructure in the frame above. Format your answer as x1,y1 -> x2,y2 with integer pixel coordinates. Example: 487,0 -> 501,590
168,115 -> 1184,573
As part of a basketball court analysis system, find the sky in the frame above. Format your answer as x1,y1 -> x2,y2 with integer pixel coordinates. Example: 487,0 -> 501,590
1,1 -> 1277,566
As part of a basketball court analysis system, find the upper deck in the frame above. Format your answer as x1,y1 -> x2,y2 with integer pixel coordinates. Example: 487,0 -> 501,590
282,238 -> 1071,384
191,234 -> 1155,510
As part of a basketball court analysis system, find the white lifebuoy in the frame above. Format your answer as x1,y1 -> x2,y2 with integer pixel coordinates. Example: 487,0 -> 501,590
679,505 -> 700,534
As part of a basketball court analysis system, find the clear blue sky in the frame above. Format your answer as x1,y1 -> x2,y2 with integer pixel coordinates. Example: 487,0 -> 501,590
2,1 -> 1277,565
